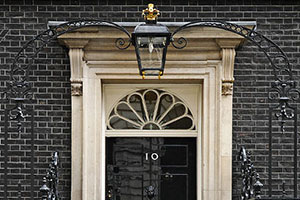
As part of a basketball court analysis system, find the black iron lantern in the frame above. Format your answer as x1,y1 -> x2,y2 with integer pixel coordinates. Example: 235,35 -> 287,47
132,4 -> 171,78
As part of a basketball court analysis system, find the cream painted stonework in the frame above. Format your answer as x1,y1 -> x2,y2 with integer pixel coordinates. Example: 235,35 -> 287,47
57,22 -> 253,200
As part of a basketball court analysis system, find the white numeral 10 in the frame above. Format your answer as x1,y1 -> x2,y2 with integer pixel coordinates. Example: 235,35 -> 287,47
145,153 -> 159,161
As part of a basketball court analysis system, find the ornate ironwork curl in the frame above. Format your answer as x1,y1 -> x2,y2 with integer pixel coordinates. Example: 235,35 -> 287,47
268,80 -> 299,133
171,37 -> 187,49
9,99 -> 29,133
115,38 -> 131,50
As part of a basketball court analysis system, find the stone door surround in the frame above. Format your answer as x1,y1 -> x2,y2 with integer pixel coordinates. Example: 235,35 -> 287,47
57,21 -> 255,200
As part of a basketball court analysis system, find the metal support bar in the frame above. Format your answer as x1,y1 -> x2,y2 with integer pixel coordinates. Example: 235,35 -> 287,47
293,108 -> 297,198
269,107 -> 273,197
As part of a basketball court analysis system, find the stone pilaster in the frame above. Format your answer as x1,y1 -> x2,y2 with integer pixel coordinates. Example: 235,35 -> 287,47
69,48 -> 84,200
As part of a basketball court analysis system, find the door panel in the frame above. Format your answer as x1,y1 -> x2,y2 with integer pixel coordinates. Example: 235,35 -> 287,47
106,138 -> 196,200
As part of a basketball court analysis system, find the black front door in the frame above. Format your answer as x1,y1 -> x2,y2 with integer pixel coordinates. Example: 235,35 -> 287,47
106,137 -> 196,200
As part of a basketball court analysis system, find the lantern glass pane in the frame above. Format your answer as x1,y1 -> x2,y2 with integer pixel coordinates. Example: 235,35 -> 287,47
137,36 -> 167,75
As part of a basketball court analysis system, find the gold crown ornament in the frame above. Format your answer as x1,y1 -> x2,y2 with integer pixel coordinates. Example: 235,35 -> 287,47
142,3 -> 160,22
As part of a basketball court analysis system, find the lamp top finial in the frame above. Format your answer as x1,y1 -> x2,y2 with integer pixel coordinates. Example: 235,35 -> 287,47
142,3 -> 160,23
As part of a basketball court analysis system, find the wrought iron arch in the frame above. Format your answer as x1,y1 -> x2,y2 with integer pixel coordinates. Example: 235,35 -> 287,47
171,20 -> 300,132
3,20 -> 132,131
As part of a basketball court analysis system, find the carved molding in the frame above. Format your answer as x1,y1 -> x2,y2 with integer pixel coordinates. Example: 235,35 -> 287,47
221,48 -> 236,82
69,48 -> 84,97
71,79 -> 83,96
69,48 -> 84,80
221,48 -> 236,96
222,81 -> 234,96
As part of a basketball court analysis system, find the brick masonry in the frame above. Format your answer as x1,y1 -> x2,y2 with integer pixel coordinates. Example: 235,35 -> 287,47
0,0 -> 300,199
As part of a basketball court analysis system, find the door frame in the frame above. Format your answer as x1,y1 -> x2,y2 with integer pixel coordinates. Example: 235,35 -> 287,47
80,61 -> 224,200
103,84 -> 202,200
59,25 -> 244,200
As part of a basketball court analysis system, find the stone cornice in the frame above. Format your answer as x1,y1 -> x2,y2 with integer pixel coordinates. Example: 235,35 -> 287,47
48,20 -> 257,28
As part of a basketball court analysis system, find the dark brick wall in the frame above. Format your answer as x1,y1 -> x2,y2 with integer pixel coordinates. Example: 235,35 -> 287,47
0,0 -> 300,199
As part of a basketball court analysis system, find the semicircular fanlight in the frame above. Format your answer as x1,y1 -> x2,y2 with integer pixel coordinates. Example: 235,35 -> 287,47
107,89 -> 195,130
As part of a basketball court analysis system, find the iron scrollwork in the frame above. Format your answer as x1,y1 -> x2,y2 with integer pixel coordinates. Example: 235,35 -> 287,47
268,80 -> 299,133
171,37 -> 187,49
171,20 -> 300,133
8,99 -> 29,133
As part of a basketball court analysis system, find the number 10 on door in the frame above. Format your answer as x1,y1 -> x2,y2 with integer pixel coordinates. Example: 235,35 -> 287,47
145,153 -> 159,161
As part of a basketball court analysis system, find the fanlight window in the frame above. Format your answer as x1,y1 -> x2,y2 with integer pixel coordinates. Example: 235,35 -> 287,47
107,89 -> 195,130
